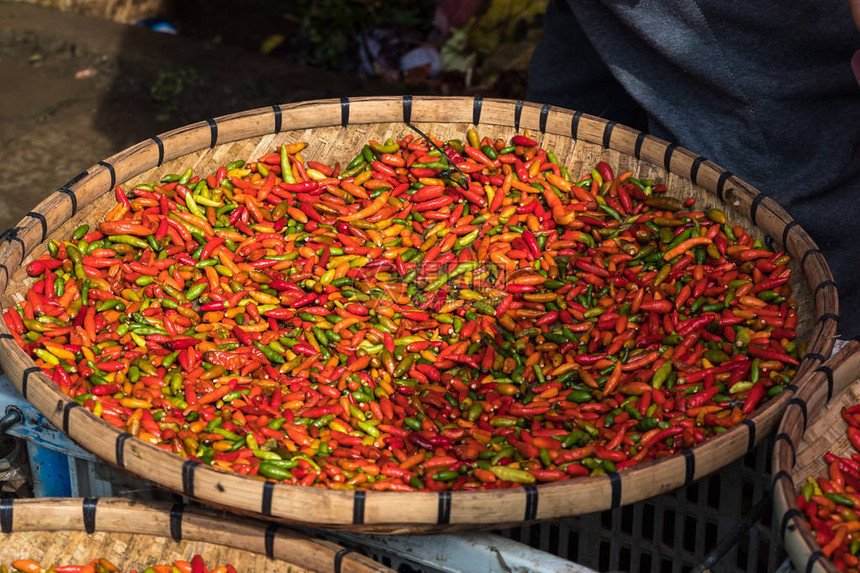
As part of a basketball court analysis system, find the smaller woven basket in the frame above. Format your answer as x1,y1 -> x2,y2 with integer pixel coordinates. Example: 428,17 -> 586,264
773,337 -> 860,573
0,497 -> 389,573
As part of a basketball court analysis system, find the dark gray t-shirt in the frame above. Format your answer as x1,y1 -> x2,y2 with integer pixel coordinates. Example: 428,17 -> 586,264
528,0 -> 860,334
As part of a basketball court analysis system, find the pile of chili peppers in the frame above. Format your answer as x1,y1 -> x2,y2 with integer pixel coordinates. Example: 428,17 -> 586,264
798,406 -> 860,571
2,555 -> 233,573
5,129 -> 803,492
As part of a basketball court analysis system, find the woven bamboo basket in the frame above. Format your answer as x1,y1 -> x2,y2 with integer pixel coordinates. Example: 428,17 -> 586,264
0,96 -> 840,532
0,497 -> 390,572
773,337 -> 860,572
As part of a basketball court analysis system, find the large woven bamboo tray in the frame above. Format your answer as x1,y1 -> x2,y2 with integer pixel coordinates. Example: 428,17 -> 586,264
774,337 -> 860,572
0,96 -> 840,532
0,497 -> 390,572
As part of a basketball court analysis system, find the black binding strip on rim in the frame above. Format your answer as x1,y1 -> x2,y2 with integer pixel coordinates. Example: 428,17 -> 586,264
764,235 -> 775,251
1,228 -> 25,261
816,365 -> 835,402
82,497 -> 98,534
352,490 -> 365,525
817,313 -> 839,325
261,480 -> 274,516
807,551 -> 824,573
682,449 -> 695,486
438,490 -> 452,525
333,548 -> 354,573
0,498 -> 11,533
633,131 -> 647,159
26,211 -> 47,242
774,433 -> 796,467
0,264 -> 7,285
205,118 -> 218,149
781,220 -> 799,248
689,156 -> 706,185
182,459 -> 200,498
772,471 -> 794,497
716,170 -> 733,202
340,97 -> 349,128
472,96 -> 483,125
265,522 -> 280,560
749,193 -> 766,226
402,95 -> 413,124
663,143 -> 676,171
602,121 -> 616,150
801,248 -> 822,269
570,111 -> 583,139
62,401 -> 80,434
151,135 -> 165,167
787,398 -> 808,432
514,100 -> 524,131
740,419 -> 756,452
524,485 -> 538,521
9,231 -> 25,260
772,470 -> 794,490
98,160 -> 116,190
64,170 -> 88,188
609,472 -> 622,509
115,432 -> 131,467
272,104 -> 282,133
815,279 -> 837,295
0,333 -> 12,340
21,366 -> 40,400
804,352 -> 826,364
169,503 -> 184,542
785,384 -> 798,393
539,103 -> 551,133
780,507 -> 800,539
58,187 -> 78,216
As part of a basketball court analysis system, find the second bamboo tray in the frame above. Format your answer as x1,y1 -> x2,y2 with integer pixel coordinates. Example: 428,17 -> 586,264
0,96 -> 840,532
774,337 -> 860,573
0,497 -> 389,572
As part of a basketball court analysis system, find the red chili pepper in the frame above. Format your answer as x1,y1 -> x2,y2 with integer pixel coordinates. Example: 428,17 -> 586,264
741,382 -> 766,415
849,427 -> 860,453
648,426 -> 685,447
747,342 -> 799,365
464,145 -> 496,168
114,186 -> 131,210
676,314 -> 717,336
521,230 -> 541,258
511,135 -> 538,147
595,161 -> 614,181
639,298 -> 673,313
280,180 -> 318,194
687,387 -> 720,409
191,554 -> 208,573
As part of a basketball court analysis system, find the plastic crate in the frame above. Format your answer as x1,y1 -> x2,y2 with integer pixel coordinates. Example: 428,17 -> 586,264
494,439 -> 783,573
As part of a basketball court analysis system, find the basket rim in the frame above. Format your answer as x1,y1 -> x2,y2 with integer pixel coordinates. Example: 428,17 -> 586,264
0,95 -> 840,531
0,497 -> 391,572
773,337 -> 860,573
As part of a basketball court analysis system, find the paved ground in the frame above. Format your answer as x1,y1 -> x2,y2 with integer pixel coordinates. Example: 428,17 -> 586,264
0,2 -> 396,233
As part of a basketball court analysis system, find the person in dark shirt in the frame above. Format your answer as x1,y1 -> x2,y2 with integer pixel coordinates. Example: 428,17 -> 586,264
528,0 -> 860,336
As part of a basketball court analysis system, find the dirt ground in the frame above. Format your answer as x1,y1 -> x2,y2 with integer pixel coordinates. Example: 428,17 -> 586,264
0,2 -> 398,233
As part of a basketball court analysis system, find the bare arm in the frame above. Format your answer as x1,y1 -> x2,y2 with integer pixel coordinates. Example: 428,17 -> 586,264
851,0 -> 860,30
